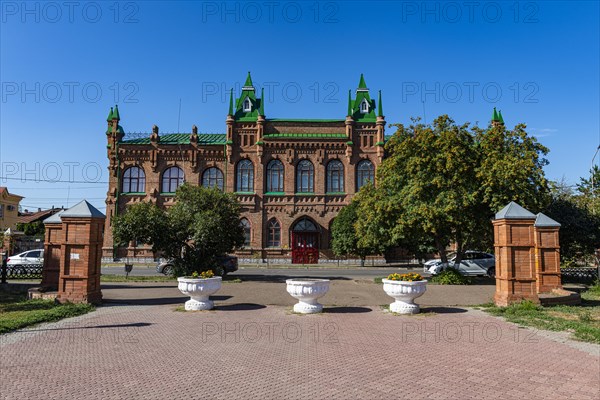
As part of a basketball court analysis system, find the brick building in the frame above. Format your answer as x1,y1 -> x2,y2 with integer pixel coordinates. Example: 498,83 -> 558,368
103,73 -> 385,263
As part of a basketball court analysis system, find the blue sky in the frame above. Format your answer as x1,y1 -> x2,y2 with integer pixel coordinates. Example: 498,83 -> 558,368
1,1 -> 599,212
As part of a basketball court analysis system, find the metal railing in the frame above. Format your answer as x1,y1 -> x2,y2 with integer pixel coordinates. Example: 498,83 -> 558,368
560,267 -> 599,285
0,261 -> 43,281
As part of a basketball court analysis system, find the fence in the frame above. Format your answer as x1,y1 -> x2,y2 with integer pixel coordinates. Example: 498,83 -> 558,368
560,268 -> 599,285
1,260 -> 43,282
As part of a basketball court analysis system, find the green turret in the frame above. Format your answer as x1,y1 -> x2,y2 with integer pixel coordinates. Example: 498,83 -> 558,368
106,107 -> 114,121
113,104 -> 120,120
377,90 -> 383,117
492,107 -> 500,122
228,89 -> 234,115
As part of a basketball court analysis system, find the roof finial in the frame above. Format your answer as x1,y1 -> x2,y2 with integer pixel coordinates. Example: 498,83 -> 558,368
358,73 -> 367,90
259,87 -> 265,116
228,88 -> 234,115
347,90 -> 352,116
498,110 -> 504,124
244,71 -> 253,88
113,104 -> 120,120
106,107 -> 114,122
377,90 -> 383,117
492,107 -> 499,122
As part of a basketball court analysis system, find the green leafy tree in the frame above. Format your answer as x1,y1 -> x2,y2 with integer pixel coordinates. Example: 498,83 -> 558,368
356,115 -> 549,265
576,165 -> 600,214
331,196 -> 384,266
16,221 -> 45,236
113,184 -> 244,276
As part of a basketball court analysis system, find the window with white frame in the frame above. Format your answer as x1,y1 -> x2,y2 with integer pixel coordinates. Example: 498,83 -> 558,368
243,97 -> 251,112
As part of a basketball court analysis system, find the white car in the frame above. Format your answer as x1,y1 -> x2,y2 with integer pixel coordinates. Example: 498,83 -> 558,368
424,251 -> 496,277
7,249 -> 44,266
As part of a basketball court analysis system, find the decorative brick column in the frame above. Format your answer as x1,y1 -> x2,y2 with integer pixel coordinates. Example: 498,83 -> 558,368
53,201 -> 105,304
493,202 -> 539,306
41,211 -> 64,290
533,213 -> 562,293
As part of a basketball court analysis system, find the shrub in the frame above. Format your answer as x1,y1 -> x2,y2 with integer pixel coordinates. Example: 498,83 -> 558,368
387,272 -> 423,282
429,268 -> 472,285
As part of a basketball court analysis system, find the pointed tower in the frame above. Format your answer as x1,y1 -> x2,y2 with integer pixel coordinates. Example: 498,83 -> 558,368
349,74 -> 377,122
498,110 -> 505,125
491,107 -> 501,127
375,90 -> 386,158
232,71 -> 263,121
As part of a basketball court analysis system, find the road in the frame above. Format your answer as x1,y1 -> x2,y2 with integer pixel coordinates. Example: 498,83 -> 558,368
100,265 -> 427,280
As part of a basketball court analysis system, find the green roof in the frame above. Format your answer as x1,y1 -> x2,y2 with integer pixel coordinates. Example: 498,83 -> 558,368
106,107 -> 114,121
492,107 -> 500,122
266,118 -> 345,123
113,104 -> 120,120
498,110 -> 504,124
350,74 -> 377,122
244,71 -> 253,87
121,133 -> 226,145
264,133 -> 347,139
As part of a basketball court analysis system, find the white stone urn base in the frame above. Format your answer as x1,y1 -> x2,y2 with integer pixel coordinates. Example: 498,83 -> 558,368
382,279 -> 427,314
286,279 -> 330,314
177,276 -> 222,311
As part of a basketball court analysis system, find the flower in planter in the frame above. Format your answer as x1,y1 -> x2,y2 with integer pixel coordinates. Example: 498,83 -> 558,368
191,270 -> 215,279
387,272 -> 423,282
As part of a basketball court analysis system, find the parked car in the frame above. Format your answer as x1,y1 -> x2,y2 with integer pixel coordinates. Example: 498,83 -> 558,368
156,255 -> 238,276
7,249 -> 44,266
424,251 -> 496,277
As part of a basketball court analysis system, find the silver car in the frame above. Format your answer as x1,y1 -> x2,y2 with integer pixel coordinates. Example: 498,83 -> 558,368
425,251 -> 496,277
7,249 -> 44,266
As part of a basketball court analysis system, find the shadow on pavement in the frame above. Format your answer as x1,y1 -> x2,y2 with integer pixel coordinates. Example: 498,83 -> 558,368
235,274 -> 352,283
215,303 -> 267,311
21,322 -> 152,332
104,295 -> 233,306
102,284 -> 177,290
420,307 -> 468,314
324,306 -> 372,313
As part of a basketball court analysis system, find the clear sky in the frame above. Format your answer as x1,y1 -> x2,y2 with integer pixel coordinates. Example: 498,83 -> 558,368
1,0 -> 599,213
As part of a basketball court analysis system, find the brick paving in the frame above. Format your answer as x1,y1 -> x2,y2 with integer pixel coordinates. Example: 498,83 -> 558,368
1,304 -> 598,399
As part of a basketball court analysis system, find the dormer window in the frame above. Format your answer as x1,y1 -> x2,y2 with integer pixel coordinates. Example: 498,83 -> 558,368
360,99 -> 369,114
243,97 -> 252,112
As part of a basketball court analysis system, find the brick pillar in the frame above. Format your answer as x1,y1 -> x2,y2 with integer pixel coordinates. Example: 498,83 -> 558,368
493,202 -> 539,306
54,201 -> 105,304
41,213 -> 63,290
534,213 -> 562,293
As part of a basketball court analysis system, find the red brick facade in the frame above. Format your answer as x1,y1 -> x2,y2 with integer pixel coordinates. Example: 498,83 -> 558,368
103,74 -> 385,263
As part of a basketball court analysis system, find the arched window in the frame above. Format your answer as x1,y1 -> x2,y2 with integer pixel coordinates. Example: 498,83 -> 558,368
240,218 -> 251,247
236,159 -> 254,192
356,159 -> 375,191
162,166 -> 184,193
292,218 -> 318,232
326,160 -> 344,193
296,160 -> 314,193
202,167 -> 224,190
266,159 -> 284,193
360,99 -> 369,113
267,219 -> 281,247
123,166 -> 145,193
243,97 -> 251,112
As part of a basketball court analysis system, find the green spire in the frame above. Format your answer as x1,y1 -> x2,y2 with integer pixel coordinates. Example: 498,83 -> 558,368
377,90 -> 383,117
259,88 -> 265,116
347,90 -> 352,116
498,110 -> 504,124
113,104 -> 120,120
228,89 -> 234,115
244,71 -> 253,88
492,107 -> 499,122
358,73 -> 367,89
106,107 -> 113,121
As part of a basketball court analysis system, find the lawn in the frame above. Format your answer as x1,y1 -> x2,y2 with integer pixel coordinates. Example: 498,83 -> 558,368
0,291 -> 94,334
481,285 -> 600,344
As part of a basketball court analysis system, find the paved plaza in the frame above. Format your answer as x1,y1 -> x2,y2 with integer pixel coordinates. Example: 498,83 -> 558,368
1,280 -> 599,400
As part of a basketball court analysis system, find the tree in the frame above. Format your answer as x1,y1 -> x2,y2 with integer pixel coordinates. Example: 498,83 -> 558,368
576,165 -> 600,214
113,184 -> 244,276
355,115 -> 550,266
330,195 -> 384,266
16,221 -> 45,236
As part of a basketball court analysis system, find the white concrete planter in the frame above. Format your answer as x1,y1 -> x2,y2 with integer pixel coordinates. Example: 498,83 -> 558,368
177,276 -> 222,310
382,279 -> 427,314
286,279 -> 330,314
